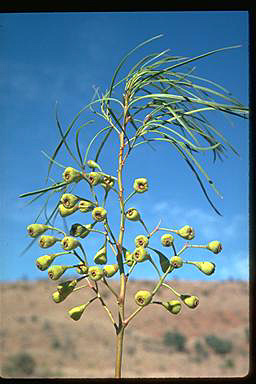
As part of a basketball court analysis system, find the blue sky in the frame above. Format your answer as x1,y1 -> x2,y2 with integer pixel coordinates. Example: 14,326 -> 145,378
1,11 -> 249,282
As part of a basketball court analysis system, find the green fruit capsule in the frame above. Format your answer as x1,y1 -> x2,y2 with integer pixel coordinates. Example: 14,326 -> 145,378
133,178 -> 148,193
177,225 -> 195,240
27,224 -> 48,238
124,250 -> 134,266
126,208 -> 140,222
60,193 -> 79,208
88,172 -> 104,186
59,204 -> 79,217
103,264 -> 119,278
57,279 -> 78,295
101,175 -> 115,191
161,234 -> 174,247
76,263 -> 89,274
134,290 -> 152,307
88,266 -> 104,281
190,261 -> 216,275
170,256 -> 183,268
48,265 -> 70,280
133,247 -> 149,263
52,291 -> 66,303
92,207 -> 107,222
79,200 -> 95,213
162,300 -> 181,315
61,236 -> 79,251
94,246 -> 107,265
181,294 -> 199,309
207,241 -> 222,254
36,254 -> 58,271
39,235 -> 59,249
62,167 -> 82,183
68,303 -> 88,321
87,160 -> 101,170
135,235 -> 149,248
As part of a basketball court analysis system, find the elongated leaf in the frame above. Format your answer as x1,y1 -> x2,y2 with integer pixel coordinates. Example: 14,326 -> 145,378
19,181 -> 68,198
149,247 -> 171,273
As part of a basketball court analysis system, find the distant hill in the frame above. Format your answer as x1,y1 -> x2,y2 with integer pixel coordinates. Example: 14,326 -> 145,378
0,278 -> 249,378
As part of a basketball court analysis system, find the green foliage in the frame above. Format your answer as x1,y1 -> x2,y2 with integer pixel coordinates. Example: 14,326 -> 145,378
205,334 -> 233,355
163,330 -> 187,352
193,340 -> 209,362
2,352 -> 37,377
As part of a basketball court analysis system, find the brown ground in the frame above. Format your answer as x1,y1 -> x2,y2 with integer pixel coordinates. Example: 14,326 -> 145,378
0,278 -> 250,378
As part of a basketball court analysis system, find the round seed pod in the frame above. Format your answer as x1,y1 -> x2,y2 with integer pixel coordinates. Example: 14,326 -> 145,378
62,167 -> 82,183
133,247 -> 149,263
52,291 -> 66,303
100,175 -> 115,191
134,290 -> 152,307
88,266 -> 104,281
162,300 -> 181,315
94,246 -> 107,265
68,303 -> 88,321
126,208 -> 141,222
61,236 -> 79,251
39,235 -> 59,249
191,261 -> 216,275
59,204 -> 79,217
57,279 -> 77,295
79,224 -> 94,238
103,264 -> 119,278
181,294 -> 199,309
48,265 -> 70,280
36,254 -> 58,271
161,234 -> 174,247
135,235 -> 149,248
177,225 -> 195,240
125,250 -> 134,266
60,193 -> 79,209
88,172 -> 104,186
79,200 -> 95,213
92,207 -> 107,222
76,263 -> 89,274
170,256 -> 183,268
27,224 -> 48,238
207,241 -> 222,254
133,178 -> 148,193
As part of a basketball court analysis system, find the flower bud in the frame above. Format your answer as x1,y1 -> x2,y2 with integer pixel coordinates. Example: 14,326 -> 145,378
177,225 -> 195,240
61,236 -> 79,251
57,279 -> 77,295
87,160 -> 101,170
133,178 -> 148,193
92,207 -> 107,222
135,235 -> 149,248
133,247 -> 149,263
68,303 -> 88,321
39,235 -> 59,248
162,300 -> 181,315
60,193 -> 79,208
124,250 -> 134,266
62,167 -> 82,183
79,200 -> 95,213
79,224 -> 94,238
94,246 -> 107,265
207,241 -> 222,254
27,224 -> 48,238
126,208 -> 140,221
170,256 -> 183,268
59,204 -> 79,217
36,254 -> 58,271
103,264 -> 119,278
76,263 -> 89,274
52,291 -> 66,303
48,265 -> 70,280
70,223 -> 92,238
134,290 -> 152,307
88,266 -> 104,281
100,175 -> 115,191
190,261 -> 216,275
88,172 -> 104,186
161,234 -> 174,247
181,294 -> 199,309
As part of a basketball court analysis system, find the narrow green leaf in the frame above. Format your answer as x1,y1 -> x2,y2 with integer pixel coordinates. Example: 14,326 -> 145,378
149,247 -> 171,273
